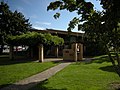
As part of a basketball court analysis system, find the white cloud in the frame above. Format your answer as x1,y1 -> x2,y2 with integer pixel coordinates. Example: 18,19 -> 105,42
33,26 -> 45,30
32,21 -> 51,30
35,21 -> 51,26
32,24 -> 45,30
42,22 -> 51,26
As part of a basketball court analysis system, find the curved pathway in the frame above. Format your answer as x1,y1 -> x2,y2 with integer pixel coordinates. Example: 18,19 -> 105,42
1,61 -> 71,90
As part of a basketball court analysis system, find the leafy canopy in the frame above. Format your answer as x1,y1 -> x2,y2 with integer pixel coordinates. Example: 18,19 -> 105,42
47,0 -> 94,31
7,32 -> 64,46
0,1 -> 31,45
47,0 -> 120,76
47,0 -> 120,51
48,0 -> 120,28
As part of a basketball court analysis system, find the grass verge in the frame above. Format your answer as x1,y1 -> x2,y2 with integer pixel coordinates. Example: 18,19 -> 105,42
31,56 -> 120,90
0,56 -> 58,89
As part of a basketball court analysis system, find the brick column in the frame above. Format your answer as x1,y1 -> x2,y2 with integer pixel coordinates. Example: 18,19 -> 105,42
38,44 -> 44,62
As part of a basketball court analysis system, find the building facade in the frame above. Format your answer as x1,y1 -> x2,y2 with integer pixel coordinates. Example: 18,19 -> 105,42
31,29 -> 84,58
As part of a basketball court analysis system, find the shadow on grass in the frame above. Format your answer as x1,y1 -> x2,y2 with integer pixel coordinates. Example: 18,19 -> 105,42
83,56 -> 118,74
51,60 -> 74,64
73,56 -> 111,65
0,56 -> 35,66
30,79 -> 67,90
0,84 -> 11,89
1,79 -> 67,90
73,55 -> 118,74
99,65 -> 116,73
83,55 -> 111,64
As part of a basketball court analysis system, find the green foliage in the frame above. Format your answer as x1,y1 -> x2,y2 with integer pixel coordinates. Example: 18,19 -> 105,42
0,1 -> 31,45
52,36 -> 64,45
68,17 -> 80,32
53,13 -> 60,19
47,0 -> 93,22
7,32 -> 64,46
84,41 -> 106,56
47,0 -> 120,49
100,0 -> 120,18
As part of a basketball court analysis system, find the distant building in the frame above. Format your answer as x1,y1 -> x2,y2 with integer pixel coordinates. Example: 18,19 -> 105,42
31,28 -> 84,44
31,29 -> 84,58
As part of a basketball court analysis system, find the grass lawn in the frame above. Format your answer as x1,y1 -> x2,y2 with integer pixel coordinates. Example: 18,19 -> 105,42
31,55 -> 120,90
0,55 -> 58,89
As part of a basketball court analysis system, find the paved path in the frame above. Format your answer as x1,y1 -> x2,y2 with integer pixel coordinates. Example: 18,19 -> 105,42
44,58 -> 63,62
1,62 -> 71,90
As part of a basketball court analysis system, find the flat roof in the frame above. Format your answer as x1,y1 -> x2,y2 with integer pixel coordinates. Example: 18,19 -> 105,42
31,28 -> 84,37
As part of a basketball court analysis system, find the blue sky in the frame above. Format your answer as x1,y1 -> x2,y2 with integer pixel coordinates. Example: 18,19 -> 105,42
1,0 -> 103,32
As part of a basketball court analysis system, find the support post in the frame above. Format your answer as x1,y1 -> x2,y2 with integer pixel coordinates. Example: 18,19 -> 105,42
80,44 -> 83,60
9,45 -> 14,60
74,43 -> 77,62
78,43 -> 83,61
38,44 -> 44,62
55,46 -> 59,58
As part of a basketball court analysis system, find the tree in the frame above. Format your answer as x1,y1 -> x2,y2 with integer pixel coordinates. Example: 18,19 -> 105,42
0,1 -> 31,54
47,0 -> 120,76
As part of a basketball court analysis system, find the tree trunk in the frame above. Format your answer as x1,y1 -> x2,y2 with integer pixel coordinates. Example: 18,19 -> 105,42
105,45 -> 120,76
107,50 -> 120,76
108,52 -> 116,66
114,66 -> 120,77
105,45 -> 116,66
115,52 -> 120,67
114,49 -> 120,76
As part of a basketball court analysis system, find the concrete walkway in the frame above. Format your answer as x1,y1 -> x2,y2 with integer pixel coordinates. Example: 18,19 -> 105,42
44,58 -> 63,62
1,62 -> 71,90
